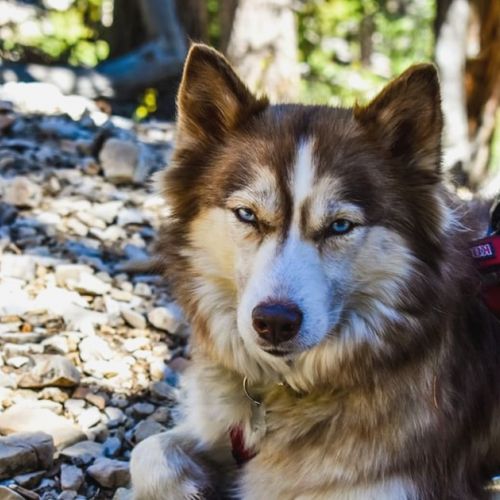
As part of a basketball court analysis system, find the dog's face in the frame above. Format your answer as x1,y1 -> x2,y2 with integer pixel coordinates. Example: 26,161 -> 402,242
161,45 -> 446,382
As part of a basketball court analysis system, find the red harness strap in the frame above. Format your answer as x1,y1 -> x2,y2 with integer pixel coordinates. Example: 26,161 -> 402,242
470,235 -> 500,316
229,425 -> 256,466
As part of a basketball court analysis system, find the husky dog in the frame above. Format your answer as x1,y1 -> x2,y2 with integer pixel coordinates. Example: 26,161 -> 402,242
130,44 -> 500,499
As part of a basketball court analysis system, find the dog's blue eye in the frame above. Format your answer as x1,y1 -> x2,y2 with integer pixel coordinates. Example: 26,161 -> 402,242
235,207 -> 257,224
328,219 -> 354,236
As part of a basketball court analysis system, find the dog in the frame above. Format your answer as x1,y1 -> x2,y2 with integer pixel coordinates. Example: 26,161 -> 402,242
130,44 -> 500,499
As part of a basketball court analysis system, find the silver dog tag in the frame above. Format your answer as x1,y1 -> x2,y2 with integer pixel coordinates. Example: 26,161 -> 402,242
250,402 -> 266,436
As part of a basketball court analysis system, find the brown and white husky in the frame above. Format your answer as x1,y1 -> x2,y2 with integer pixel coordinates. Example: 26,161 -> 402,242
130,44 -> 500,499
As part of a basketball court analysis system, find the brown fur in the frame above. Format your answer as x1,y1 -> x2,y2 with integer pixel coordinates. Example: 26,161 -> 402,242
133,44 -> 500,500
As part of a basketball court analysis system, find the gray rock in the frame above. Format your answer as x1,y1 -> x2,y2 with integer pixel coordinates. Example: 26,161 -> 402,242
6,356 -> 30,368
0,486 -> 24,500
0,406 -> 85,449
99,139 -> 142,185
147,304 -> 185,335
0,432 -> 54,480
113,487 -> 133,500
87,457 -> 130,488
150,381 -> 175,401
64,399 -> 86,417
78,336 -> 113,362
58,491 -> 78,500
104,407 -> 126,428
77,407 -> 101,430
18,355 -> 80,388
0,255 -> 36,281
103,436 -> 121,458
133,420 -> 166,443
54,264 -> 93,289
55,265 -> 110,295
121,310 -> 147,330
14,469 -> 45,489
60,464 -> 84,491
117,208 -> 146,227
130,402 -> 155,419
122,336 -> 149,352
3,177 -> 42,208
60,440 -> 103,465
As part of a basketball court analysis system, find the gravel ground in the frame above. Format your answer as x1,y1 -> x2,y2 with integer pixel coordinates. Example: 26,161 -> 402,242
0,83 -> 189,499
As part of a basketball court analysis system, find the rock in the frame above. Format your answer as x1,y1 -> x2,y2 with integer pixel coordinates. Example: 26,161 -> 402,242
168,356 -> 190,375
133,420 -> 166,443
130,402 -> 155,419
60,440 -> 103,465
87,457 -> 130,489
65,217 -> 88,237
65,398 -> 87,415
58,491 -> 78,500
103,436 -> 121,458
18,355 -> 80,388
77,407 -> 101,430
0,255 -> 36,281
133,283 -> 152,298
87,201 -> 123,224
0,432 -> 54,480
55,265 -> 110,295
3,177 -> 42,208
0,486 -> 24,500
39,387 -> 68,403
6,356 -> 30,368
113,487 -> 133,500
104,407 -> 126,428
99,139 -> 144,185
14,469 -> 45,489
78,336 -> 114,362
60,464 -> 84,491
150,381 -> 175,402
147,304 -> 185,334
117,209 -> 146,227
149,406 -> 170,425
85,392 -> 108,410
42,335 -> 70,355
0,406 -> 85,448
122,336 -> 149,352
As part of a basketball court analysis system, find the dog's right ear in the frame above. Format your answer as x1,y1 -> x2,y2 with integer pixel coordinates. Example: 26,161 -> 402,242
176,44 -> 268,148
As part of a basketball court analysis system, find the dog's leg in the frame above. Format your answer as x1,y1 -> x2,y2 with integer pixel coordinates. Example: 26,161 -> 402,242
130,425 -> 223,500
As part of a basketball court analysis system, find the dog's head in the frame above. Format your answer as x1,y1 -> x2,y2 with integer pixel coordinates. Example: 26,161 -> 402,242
159,45 -> 450,385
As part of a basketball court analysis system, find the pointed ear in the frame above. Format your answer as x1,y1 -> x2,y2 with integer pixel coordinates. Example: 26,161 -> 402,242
176,44 -> 268,147
354,64 -> 443,174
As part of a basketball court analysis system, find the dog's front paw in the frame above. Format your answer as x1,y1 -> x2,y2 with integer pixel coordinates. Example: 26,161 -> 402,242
130,431 -> 214,500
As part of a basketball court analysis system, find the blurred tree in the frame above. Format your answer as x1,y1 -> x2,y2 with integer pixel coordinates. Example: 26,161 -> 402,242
435,0 -> 500,188
226,0 -> 299,100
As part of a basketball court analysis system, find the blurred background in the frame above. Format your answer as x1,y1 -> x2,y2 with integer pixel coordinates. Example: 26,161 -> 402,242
0,0 -> 498,189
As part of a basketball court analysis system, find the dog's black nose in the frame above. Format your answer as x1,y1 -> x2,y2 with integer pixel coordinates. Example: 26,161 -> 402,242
252,303 -> 302,344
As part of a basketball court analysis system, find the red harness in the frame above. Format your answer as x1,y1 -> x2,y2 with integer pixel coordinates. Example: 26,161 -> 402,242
470,235 -> 500,316
229,425 -> 256,465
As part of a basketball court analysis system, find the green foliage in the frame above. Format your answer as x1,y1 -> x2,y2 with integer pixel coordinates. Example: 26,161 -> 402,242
297,0 -> 435,106
0,0 -> 108,67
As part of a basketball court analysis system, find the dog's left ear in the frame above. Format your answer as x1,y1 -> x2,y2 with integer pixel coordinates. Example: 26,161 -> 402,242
176,44 -> 268,148
354,64 -> 443,174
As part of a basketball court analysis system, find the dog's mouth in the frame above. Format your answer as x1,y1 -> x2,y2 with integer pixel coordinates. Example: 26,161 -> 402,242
262,348 -> 293,357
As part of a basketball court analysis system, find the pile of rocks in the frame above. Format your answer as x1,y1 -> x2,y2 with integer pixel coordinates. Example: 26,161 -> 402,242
0,83 -> 189,499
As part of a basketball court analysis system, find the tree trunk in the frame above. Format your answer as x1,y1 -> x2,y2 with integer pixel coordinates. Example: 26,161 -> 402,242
175,0 -> 209,43
466,0 -> 500,188
218,0 -> 239,53
434,0 -> 471,177
226,0 -> 299,101
435,0 -> 500,189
